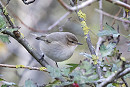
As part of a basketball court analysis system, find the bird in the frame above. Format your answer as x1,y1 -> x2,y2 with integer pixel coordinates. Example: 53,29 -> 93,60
36,32 -> 82,62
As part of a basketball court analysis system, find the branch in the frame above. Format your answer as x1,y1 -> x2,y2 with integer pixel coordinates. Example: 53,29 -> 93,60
58,0 -> 97,11
95,9 -> 130,24
0,64 -> 47,72
0,2 -> 47,67
99,61 -> 130,87
99,68 -> 123,87
67,0 -> 103,79
48,12 -> 70,30
96,0 -> 103,56
106,0 -> 130,10
118,68 -> 130,78
111,7 -> 122,26
121,77 -> 129,87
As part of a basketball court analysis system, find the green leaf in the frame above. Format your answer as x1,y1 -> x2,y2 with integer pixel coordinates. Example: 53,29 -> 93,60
100,43 -> 116,57
1,84 -> 8,87
112,83 -> 120,86
88,74 -> 98,80
61,68 -> 70,76
124,73 -> 130,78
97,24 -> 119,37
0,33 -> 10,43
46,80 -> 61,87
80,61 -> 92,70
25,79 -> 37,87
67,64 -> 79,72
112,64 -> 118,72
105,71 -> 113,78
47,65 -> 62,78
0,78 -> 4,81
80,52 -> 92,59
107,83 -> 114,87
0,15 -> 6,29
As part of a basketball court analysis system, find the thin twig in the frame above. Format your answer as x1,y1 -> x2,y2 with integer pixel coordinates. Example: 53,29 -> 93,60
48,11 -> 70,30
0,64 -> 47,72
121,77 -> 129,87
95,9 -> 130,24
98,61 -> 129,87
58,0 -> 97,11
2,1 -> 69,33
106,0 -> 130,10
1,1 -> 48,33
118,68 -> 130,78
111,7 -> 122,26
96,0 -> 103,56
99,0 -> 103,31
98,68 -> 124,87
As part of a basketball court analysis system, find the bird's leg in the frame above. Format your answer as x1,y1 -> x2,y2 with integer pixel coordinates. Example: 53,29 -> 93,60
40,54 -> 49,65
56,62 -> 59,68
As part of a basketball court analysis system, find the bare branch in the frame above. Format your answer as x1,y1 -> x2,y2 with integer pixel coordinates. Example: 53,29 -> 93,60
95,9 -> 130,24
58,0 -> 97,11
118,68 -> 130,78
99,61 -> 130,87
106,0 -> 130,10
99,68 -> 124,87
99,0 -> 103,31
96,0 -> 103,56
0,63 -> 47,72
111,8 -> 122,26
48,12 -> 70,30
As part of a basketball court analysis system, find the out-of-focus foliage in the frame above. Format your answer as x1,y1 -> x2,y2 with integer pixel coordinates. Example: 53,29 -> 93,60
24,79 -> 37,87
46,61 -> 98,87
97,23 -> 119,37
0,9 -> 18,43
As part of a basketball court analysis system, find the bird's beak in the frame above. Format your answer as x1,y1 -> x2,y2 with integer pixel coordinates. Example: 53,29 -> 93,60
76,42 -> 83,45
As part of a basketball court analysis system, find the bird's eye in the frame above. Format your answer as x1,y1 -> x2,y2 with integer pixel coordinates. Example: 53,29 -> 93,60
70,41 -> 74,43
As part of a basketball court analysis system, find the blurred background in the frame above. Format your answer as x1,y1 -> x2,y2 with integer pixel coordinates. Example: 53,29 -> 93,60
0,0 -> 129,86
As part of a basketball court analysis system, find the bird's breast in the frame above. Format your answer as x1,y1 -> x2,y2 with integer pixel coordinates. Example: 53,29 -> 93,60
40,41 -> 77,62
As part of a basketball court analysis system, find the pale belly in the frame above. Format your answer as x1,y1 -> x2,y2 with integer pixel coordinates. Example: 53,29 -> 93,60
40,41 -> 76,62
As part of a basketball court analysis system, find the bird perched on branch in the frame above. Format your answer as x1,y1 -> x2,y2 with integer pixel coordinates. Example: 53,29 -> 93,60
36,32 -> 82,62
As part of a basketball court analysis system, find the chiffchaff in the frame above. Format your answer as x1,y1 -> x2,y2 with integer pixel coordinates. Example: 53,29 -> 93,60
36,32 -> 82,62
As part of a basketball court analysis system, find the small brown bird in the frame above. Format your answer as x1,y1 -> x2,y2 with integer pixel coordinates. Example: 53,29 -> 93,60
36,32 -> 82,62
